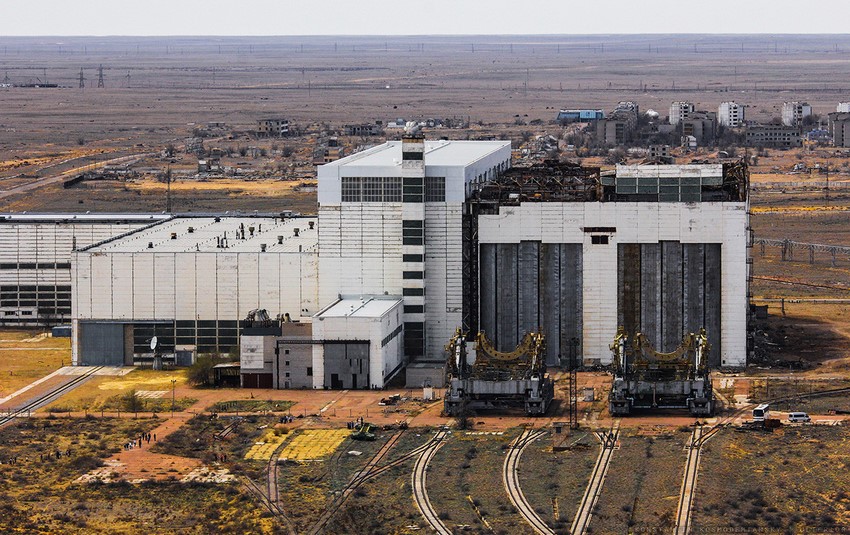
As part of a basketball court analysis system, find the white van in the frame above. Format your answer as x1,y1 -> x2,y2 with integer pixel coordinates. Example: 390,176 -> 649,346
788,412 -> 811,423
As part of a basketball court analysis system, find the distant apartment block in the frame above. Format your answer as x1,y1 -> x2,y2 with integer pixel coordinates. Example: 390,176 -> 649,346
682,112 -> 717,144
828,112 -> 850,148
837,102 -> 850,113
257,118 -> 290,137
746,124 -> 802,148
718,102 -> 745,128
596,102 -> 639,145
781,102 -> 812,126
669,101 -> 695,126
557,109 -> 604,123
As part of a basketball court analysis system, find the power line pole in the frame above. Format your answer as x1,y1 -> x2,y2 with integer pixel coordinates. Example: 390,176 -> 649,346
78,68 -> 85,88
97,64 -> 104,88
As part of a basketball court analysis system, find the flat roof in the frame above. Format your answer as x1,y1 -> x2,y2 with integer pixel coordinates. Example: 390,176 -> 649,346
0,213 -> 171,223
83,216 -> 318,254
322,140 -> 510,169
316,296 -> 402,319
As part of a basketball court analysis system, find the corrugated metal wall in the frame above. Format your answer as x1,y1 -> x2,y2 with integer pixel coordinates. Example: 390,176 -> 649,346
617,242 -> 722,363
78,322 -> 125,365
479,241 -> 582,365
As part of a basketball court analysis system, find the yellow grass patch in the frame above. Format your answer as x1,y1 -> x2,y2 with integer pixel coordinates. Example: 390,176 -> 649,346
0,330 -> 70,398
244,431 -> 288,461
97,369 -> 187,391
126,179 -> 305,196
277,429 -> 350,461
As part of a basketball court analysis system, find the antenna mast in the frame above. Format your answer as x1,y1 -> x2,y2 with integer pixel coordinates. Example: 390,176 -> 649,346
97,64 -> 105,88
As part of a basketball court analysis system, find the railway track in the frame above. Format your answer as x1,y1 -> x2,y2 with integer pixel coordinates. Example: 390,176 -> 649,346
503,428 -> 552,535
308,429 -> 410,535
412,428 -> 451,535
0,366 -> 104,427
571,420 -> 620,535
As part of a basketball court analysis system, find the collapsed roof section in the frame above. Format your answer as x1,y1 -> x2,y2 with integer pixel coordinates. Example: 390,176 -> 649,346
468,159 -> 748,205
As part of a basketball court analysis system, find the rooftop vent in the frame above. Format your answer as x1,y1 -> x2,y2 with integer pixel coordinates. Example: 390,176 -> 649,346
248,226 -> 255,237
170,232 -> 177,240
277,235 -> 284,244
293,228 -> 300,237
214,217 -> 221,223
187,226 -> 194,233
308,221 -> 315,230
260,243 -> 267,252
147,242 -> 154,249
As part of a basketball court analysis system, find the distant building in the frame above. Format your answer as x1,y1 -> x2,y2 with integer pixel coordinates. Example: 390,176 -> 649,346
344,123 -> 383,136
669,101 -> 695,126
596,102 -> 639,145
827,112 -> 850,147
746,124 -> 802,148
682,112 -> 717,145
718,102 -> 745,128
837,102 -> 850,113
648,145 -> 673,163
257,118 -> 290,137
557,109 -> 604,124
781,102 -> 812,126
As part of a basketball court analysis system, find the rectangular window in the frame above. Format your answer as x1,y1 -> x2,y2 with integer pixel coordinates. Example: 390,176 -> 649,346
402,254 -> 423,263
425,177 -> 446,202
362,177 -> 382,202
285,360 -> 290,366
591,235 -> 609,245
341,177 -> 361,202
307,367 -> 313,376
403,271 -> 424,279
403,287 -> 424,296
384,177 -> 402,202
403,237 -> 424,246
402,151 -> 424,160
404,305 -> 424,314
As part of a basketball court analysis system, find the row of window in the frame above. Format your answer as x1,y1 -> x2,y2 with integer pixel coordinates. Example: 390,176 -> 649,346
0,262 -> 71,270
340,177 -> 445,202
0,284 -> 72,315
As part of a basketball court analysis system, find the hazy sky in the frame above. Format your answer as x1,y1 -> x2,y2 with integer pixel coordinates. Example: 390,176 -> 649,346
4,0 -> 848,36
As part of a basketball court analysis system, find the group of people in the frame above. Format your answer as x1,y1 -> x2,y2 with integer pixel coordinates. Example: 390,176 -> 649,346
123,431 -> 156,451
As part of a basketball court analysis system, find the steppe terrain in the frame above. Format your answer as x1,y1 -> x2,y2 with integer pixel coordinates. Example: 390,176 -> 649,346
1,35 -> 850,533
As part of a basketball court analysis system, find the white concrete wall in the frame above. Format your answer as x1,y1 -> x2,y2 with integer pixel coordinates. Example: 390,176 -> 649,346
477,202 -> 749,366
72,250 -> 318,322
311,300 -> 402,388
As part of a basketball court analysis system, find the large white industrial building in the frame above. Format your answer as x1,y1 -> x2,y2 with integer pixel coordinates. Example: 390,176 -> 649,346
71,215 -> 318,366
6,138 -> 748,390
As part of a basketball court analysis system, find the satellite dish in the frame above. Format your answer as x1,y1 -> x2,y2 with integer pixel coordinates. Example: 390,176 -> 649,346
150,336 -> 158,351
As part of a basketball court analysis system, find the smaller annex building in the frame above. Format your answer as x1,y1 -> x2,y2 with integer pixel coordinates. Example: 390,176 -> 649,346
71,215 -> 318,366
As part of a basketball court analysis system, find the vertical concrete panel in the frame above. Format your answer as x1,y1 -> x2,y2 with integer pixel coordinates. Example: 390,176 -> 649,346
619,243 -> 641,337
540,243 -> 561,365
661,241 -> 683,352
640,244 -> 661,345
683,244 -> 705,336
517,241 -> 539,339
479,243 -> 497,339
705,243 -> 722,365
496,243 -> 518,351
561,244 -> 583,362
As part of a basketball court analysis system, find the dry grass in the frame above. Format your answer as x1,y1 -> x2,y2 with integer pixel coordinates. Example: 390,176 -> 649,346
590,430 -> 690,532
41,369 -> 191,413
427,431 -> 527,534
518,430 -> 598,534
0,329 -> 70,398
692,426 -> 850,531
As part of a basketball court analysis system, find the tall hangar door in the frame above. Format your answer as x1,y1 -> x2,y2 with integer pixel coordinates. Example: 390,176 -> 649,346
78,322 -> 125,366
617,242 -> 721,365
479,241 -> 582,365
